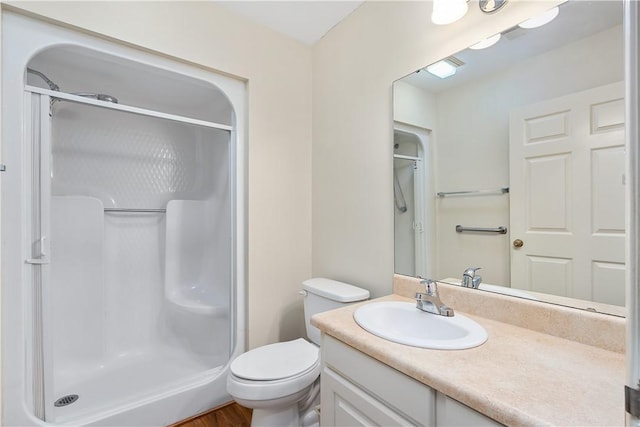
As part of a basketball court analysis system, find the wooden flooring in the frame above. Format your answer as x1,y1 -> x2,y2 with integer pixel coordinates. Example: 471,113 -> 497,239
170,402 -> 252,427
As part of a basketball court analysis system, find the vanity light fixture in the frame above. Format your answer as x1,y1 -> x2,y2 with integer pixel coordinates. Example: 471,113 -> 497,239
479,0 -> 508,14
518,6 -> 559,29
426,58 -> 461,79
431,0 -> 469,25
469,33 -> 501,50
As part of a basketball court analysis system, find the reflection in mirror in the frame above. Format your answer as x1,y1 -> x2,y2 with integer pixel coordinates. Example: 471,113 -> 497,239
393,0 -> 625,316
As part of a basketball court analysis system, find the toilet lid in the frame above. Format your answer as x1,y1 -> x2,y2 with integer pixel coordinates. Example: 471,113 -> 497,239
230,338 -> 319,381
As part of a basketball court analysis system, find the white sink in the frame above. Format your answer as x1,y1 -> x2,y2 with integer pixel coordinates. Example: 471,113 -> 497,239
353,301 -> 487,350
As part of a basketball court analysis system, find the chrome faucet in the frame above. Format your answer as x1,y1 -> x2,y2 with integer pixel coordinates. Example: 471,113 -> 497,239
461,267 -> 482,289
415,278 -> 454,317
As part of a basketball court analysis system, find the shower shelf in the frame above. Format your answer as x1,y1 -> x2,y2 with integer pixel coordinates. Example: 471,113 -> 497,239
166,291 -> 229,316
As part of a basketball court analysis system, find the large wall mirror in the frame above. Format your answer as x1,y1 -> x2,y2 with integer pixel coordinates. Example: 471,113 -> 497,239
393,0 -> 625,316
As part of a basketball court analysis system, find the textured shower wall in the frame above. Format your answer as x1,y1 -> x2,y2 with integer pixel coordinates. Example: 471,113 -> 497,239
51,103 -> 227,207
50,103 -> 232,379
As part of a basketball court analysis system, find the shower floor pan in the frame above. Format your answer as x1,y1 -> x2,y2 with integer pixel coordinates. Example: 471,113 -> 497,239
50,345 -> 227,424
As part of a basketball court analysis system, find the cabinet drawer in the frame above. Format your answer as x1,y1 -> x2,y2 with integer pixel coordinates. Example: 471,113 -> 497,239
322,335 -> 435,426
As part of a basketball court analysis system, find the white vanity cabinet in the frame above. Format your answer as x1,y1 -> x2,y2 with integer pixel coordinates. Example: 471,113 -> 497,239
321,335 -> 502,427
321,334 -> 434,426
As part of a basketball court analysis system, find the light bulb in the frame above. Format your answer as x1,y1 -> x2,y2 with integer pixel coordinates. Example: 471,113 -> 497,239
469,33 -> 501,50
519,7 -> 559,29
426,60 -> 458,79
432,0 -> 469,25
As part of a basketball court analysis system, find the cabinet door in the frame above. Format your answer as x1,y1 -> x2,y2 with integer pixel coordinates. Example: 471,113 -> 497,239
321,367 -> 418,426
322,335 -> 434,425
436,393 -> 503,427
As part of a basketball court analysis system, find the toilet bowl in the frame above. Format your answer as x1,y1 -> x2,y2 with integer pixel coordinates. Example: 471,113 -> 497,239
226,278 -> 369,427
227,339 -> 321,426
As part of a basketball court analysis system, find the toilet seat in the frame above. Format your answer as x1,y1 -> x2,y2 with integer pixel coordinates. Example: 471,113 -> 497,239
231,338 -> 319,381
227,338 -> 321,401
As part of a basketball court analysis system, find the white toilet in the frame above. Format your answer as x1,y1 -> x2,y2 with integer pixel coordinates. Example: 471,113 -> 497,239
227,278 -> 369,427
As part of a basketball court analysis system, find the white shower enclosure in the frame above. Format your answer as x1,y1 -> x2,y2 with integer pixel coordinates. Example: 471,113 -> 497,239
393,124 -> 433,279
2,13 -> 246,426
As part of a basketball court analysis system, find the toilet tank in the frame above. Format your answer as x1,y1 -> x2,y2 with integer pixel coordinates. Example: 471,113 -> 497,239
302,278 -> 369,345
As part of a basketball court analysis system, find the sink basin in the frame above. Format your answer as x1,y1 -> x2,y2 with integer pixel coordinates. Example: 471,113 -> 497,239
353,301 -> 487,350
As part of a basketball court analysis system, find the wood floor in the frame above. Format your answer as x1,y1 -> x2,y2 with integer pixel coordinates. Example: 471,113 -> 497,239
170,402 -> 252,427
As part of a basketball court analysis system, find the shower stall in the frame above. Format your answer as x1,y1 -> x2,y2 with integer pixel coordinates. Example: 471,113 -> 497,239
2,13 -> 245,426
393,124 -> 433,279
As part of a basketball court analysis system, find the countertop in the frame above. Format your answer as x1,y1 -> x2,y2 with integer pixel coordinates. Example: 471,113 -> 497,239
312,292 -> 626,426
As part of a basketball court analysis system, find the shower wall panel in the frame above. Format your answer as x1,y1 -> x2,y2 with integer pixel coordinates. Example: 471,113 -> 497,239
51,103 -> 227,207
48,101 -> 231,420
50,196 -> 105,377
165,200 -> 230,359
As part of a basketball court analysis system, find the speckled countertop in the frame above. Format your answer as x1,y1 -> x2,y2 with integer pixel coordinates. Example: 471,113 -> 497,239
311,277 -> 626,427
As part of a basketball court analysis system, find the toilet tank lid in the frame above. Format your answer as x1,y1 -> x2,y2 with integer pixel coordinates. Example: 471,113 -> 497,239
302,278 -> 370,302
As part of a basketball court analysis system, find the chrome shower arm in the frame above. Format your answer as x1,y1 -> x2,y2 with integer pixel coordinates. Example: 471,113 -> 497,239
27,68 -> 60,92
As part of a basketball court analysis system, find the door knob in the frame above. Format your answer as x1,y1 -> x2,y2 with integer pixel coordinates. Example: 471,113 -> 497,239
513,239 -> 524,248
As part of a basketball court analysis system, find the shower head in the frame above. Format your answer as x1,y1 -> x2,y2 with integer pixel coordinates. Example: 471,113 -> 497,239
97,94 -> 118,104
73,92 -> 119,104
27,68 -> 119,106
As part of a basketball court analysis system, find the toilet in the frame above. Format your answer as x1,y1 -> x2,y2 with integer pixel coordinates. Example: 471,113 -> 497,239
227,278 -> 369,427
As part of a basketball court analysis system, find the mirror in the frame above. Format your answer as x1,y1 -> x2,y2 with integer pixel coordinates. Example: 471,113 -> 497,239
393,0 -> 625,316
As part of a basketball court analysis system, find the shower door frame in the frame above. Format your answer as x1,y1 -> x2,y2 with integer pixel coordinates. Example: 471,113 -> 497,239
22,90 -> 55,421
25,86 -> 237,422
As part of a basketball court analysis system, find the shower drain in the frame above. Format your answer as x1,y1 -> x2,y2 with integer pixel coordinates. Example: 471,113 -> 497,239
54,394 -> 79,407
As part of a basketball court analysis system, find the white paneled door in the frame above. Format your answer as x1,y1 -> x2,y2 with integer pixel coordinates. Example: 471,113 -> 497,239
509,82 -> 625,305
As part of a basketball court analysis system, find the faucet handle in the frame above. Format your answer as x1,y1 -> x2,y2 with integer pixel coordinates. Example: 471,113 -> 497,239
440,305 -> 455,317
419,278 -> 437,296
461,267 -> 481,288
463,267 -> 481,277
472,275 -> 482,289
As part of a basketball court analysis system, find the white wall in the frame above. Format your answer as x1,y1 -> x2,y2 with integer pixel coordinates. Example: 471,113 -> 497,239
393,80 -> 437,130
312,0 -> 564,297
3,1 -> 313,350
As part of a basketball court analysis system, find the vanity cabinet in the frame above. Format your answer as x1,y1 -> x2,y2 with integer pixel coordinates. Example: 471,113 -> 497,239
321,334 -> 434,426
321,335 -> 502,427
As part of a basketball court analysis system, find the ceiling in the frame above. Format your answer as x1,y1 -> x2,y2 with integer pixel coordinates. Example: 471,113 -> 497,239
215,1 -> 365,45
214,1 -> 622,85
